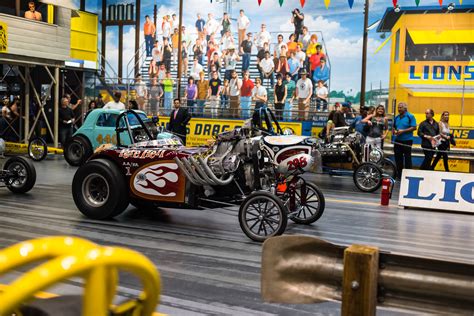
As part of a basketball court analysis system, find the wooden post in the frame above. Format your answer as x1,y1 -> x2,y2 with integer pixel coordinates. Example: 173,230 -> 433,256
177,0 -> 183,99
341,245 -> 379,316
24,67 -> 30,144
359,0 -> 369,107
118,24 -> 123,83
101,0 -> 106,77
54,67 -> 59,148
134,0 -> 141,77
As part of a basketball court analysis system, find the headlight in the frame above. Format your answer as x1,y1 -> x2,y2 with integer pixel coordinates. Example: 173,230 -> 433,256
369,148 -> 383,164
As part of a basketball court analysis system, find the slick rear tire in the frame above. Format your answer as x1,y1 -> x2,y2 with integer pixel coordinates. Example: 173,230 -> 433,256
64,136 -> 92,167
239,191 -> 287,242
4,156 -> 36,194
72,159 -> 129,219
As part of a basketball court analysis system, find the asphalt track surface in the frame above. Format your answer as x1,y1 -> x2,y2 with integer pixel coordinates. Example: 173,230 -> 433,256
0,158 -> 473,315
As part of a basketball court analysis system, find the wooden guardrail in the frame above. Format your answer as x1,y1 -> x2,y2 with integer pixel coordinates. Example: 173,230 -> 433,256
262,235 -> 474,315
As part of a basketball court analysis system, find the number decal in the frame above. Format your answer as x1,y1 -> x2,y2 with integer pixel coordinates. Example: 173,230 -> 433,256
287,156 -> 308,171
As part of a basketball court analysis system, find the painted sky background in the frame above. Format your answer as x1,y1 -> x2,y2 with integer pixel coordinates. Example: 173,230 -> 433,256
78,0 -> 473,94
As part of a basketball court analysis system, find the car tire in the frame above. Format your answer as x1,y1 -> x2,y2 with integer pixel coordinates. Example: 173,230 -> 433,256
239,191 -> 287,242
353,162 -> 383,193
4,156 -> 36,194
72,159 -> 129,219
381,158 -> 397,179
28,137 -> 48,161
289,181 -> 325,225
64,136 -> 92,167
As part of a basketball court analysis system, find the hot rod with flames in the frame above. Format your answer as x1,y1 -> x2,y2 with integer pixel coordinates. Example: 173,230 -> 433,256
72,110 -> 325,242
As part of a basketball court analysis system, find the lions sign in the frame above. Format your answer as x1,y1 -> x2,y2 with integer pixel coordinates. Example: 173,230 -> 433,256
399,170 -> 474,213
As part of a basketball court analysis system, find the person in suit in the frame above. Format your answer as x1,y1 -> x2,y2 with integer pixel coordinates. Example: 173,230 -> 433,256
168,99 -> 191,145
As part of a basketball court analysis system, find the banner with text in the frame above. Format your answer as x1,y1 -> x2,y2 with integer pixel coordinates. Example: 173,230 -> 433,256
399,169 -> 474,213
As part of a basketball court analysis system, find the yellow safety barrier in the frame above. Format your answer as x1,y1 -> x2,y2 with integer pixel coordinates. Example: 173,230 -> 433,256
4,142 -> 63,155
0,236 -> 161,316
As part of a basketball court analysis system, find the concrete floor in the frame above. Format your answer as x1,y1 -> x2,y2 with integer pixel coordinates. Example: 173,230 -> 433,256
0,157 -> 473,315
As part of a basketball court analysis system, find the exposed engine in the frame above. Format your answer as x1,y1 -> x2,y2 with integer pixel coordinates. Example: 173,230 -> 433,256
174,127 -> 319,194
318,127 -> 363,164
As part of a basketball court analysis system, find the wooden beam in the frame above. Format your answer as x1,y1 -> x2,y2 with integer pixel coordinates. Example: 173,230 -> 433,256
118,24 -> 123,83
101,0 -> 106,77
134,0 -> 141,77
341,245 -> 379,316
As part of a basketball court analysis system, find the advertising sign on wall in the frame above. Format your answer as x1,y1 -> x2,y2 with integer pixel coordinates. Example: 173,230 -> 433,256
158,116 -> 303,147
399,169 -> 474,213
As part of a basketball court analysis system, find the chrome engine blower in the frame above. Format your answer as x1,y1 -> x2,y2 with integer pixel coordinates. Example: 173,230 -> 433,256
174,128 -> 274,194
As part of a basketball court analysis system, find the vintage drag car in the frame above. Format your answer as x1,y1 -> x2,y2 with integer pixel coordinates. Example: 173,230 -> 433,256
72,110 -> 325,242
319,126 -> 397,192
64,109 -> 172,166
0,141 -> 36,194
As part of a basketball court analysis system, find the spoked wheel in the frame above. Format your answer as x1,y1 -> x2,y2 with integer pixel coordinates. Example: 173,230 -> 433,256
381,158 -> 397,179
28,137 -> 47,161
4,156 -> 36,193
353,162 -> 383,193
288,179 -> 325,224
239,192 -> 287,242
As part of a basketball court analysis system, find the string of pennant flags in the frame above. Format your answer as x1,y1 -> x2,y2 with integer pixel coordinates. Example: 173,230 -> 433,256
230,0 -> 465,8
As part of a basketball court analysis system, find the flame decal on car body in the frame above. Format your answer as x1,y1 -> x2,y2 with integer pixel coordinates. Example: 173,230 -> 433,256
132,163 -> 180,197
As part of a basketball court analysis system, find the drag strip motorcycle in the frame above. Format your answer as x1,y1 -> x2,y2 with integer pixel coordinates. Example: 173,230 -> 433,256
72,110 -> 325,242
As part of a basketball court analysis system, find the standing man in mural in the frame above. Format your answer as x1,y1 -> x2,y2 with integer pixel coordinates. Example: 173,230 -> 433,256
237,10 -> 250,47
205,13 -> 220,44
195,13 -> 206,39
291,8 -> 304,41
162,72 -> 174,116
144,15 -> 156,57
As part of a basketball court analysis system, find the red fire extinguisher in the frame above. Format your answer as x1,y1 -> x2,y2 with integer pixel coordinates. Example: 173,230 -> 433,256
381,178 -> 392,206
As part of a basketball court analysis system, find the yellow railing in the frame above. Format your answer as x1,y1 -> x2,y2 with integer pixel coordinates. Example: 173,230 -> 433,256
0,236 -> 161,316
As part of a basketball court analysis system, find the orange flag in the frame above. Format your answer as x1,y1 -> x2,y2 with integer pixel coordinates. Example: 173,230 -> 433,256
300,0 -> 306,7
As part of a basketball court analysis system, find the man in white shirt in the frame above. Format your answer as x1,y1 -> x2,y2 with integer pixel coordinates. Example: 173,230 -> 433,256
205,13 -> 220,42
295,70 -> 313,120
259,51 -> 275,87
135,75 -> 148,110
229,70 -> 242,118
190,57 -> 204,81
151,40 -> 162,64
295,43 -> 306,68
171,14 -> 179,30
103,92 -> 126,110
220,30 -> 234,54
315,80 -> 329,112
162,19 -> 171,41
254,24 -> 272,51
237,9 -> 250,46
